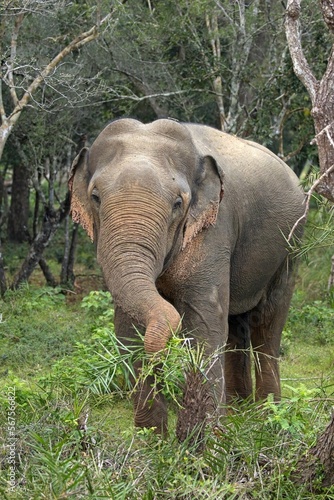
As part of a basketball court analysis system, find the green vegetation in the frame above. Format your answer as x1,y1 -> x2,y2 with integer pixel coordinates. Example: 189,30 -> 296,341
0,0 -> 333,496
0,224 -> 333,498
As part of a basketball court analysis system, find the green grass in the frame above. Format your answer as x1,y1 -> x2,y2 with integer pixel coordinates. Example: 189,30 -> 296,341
0,285 -> 95,375
0,228 -> 334,498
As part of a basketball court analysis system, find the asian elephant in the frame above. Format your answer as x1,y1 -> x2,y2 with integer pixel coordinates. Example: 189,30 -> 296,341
69,118 -> 305,435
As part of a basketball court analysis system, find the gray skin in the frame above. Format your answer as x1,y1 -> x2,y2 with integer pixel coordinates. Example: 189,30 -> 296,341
69,118 -> 305,435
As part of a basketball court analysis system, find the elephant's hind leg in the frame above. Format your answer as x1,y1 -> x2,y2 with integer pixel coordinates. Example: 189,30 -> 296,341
249,258 -> 296,401
225,312 -> 252,403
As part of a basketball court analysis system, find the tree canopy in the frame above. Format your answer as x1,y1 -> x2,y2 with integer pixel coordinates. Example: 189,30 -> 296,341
0,0 -> 332,287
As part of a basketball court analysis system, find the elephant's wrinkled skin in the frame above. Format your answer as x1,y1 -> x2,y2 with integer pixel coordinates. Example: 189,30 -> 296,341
69,118 -> 305,435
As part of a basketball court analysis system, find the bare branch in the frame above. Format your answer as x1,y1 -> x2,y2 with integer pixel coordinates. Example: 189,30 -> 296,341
285,0 -> 319,104
224,0 -> 260,133
0,9 -> 113,160
277,105 -> 307,159
7,12 -> 24,108
108,88 -> 191,102
325,123 -> 334,149
15,25 -> 100,114
206,11 -> 225,129
288,162 -> 334,241
283,138 -> 307,162
213,1 -> 234,27
320,0 -> 334,34
0,81 -> 6,123
312,120 -> 334,151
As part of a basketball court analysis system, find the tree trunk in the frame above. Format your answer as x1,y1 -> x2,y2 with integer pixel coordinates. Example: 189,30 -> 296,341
24,227 -> 58,288
60,215 -> 71,285
7,162 -> 30,242
312,45 -> 334,201
285,6 -> 334,489
60,217 -> 78,287
295,411 -> 334,490
66,222 -> 79,287
0,238 -> 7,296
0,178 -> 10,229
285,0 -> 334,202
11,194 -> 70,289
38,257 -> 57,288
0,171 -> 7,227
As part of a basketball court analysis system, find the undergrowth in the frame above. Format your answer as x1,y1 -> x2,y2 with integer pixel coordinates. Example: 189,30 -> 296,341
1,204 -> 334,498
0,287 -> 333,498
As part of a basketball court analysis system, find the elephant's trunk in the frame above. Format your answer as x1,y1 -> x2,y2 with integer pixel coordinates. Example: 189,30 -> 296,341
97,190 -> 181,353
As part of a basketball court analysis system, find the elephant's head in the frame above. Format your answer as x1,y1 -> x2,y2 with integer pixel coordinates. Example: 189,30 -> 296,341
69,119 -> 224,353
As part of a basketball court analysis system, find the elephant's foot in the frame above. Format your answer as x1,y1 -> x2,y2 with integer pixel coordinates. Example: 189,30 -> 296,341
134,389 -> 168,436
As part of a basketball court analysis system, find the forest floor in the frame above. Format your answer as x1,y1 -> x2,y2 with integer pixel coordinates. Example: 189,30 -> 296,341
0,230 -> 333,499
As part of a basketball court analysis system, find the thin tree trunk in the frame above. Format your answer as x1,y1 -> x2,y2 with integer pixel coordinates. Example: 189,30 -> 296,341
0,238 -> 7,295
27,231 -> 58,288
60,214 -> 70,285
0,170 -> 9,228
60,137 -> 85,287
33,171 -> 42,239
7,162 -> 30,242
206,1 -> 260,133
0,172 -> 4,222
206,12 -> 225,130
38,257 -> 57,288
66,222 -> 79,287
13,162 -> 59,288
11,194 -> 70,289
60,220 -> 79,287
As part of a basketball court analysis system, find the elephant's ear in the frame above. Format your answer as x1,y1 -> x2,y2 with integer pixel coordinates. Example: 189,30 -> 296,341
68,147 -> 94,241
183,156 -> 224,249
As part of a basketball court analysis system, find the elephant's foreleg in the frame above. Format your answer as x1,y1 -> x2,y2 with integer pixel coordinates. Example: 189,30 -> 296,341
133,361 -> 168,435
114,306 -> 168,435
225,313 -> 252,403
179,290 -> 229,415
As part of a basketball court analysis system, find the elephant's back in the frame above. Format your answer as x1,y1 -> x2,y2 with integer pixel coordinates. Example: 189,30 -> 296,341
185,123 -> 300,189
185,123 -> 304,217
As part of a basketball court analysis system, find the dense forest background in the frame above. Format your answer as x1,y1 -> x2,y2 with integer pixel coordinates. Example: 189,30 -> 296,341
0,0 -> 330,287
1,1 -> 334,498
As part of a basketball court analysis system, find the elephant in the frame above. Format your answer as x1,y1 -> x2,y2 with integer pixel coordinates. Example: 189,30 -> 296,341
69,118 -> 305,436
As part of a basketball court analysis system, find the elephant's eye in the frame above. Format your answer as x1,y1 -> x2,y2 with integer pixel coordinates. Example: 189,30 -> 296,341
173,197 -> 183,211
91,189 -> 100,206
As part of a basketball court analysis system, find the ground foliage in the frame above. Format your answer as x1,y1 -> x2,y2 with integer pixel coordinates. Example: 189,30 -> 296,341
0,1 -> 334,497
0,227 -> 334,498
